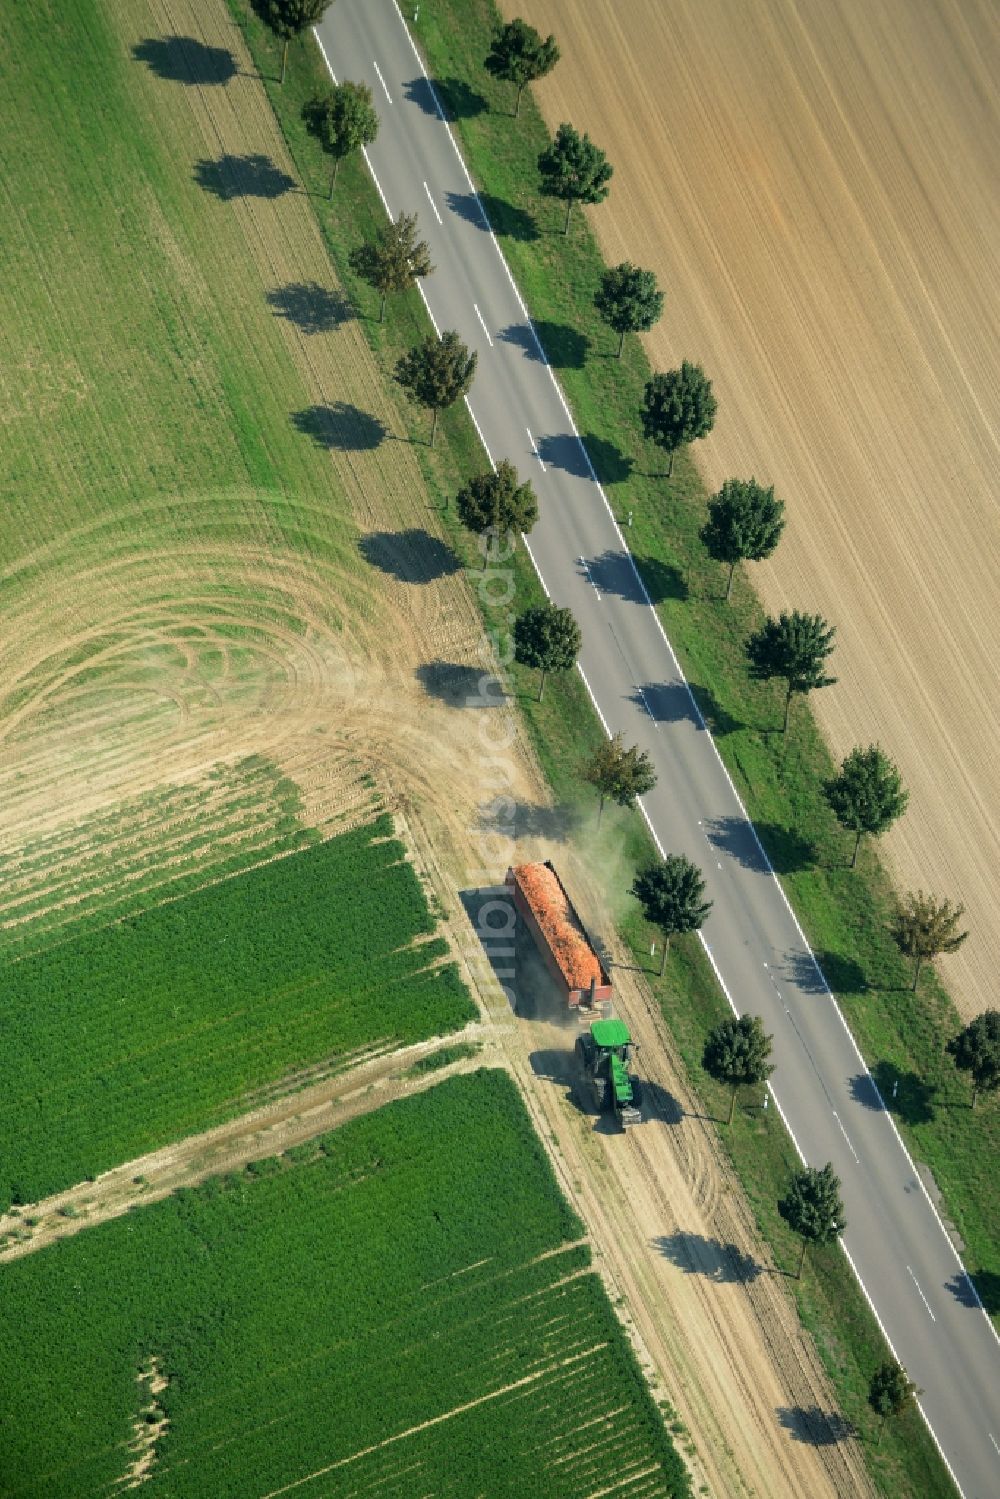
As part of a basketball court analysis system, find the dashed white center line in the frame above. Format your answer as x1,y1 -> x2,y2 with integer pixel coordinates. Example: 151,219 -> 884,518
989,1432 -> 999,1457
423,180 -> 442,223
832,1109 -> 860,1163
473,303 -> 493,346
580,557 -> 601,601
527,428 -> 545,471
906,1265 -> 936,1321
373,59 -> 392,103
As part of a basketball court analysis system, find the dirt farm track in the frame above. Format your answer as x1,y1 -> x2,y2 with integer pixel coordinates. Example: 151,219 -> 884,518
507,0 -> 1000,1018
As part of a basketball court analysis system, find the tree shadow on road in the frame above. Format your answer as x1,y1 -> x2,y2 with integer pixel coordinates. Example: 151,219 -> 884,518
291,403 -> 386,451
132,36 -> 238,85
404,74 -> 488,119
777,1407 -> 856,1446
194,154 -> 296,201
498,321 -> 590,369
267,282 -> 353,333
445,189 -> 539,242
852,1061 -> 938,1125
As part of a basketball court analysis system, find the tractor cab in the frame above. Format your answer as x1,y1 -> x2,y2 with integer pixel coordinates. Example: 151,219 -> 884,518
576,1018 -> 643,1129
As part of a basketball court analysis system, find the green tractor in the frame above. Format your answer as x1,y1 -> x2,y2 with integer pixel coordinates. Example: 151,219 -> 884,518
576,1018 -> 642,1129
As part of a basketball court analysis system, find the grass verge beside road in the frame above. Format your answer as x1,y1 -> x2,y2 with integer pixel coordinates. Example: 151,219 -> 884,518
237,7 -> 962,1492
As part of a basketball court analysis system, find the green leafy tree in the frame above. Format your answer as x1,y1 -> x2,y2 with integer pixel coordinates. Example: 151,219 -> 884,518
260,0 -> 328,85
538,122 -> 613,235
641,362 -> 717,477
890,890 -> 969,991
484,18 -> 560,118
394,330 -> 477,447
700,478 -> 785,601
632,855 -> 712,975
779,1162 -> 846,1279
302,80 -> 379,196
824,744 -> 909,868
581,732 -> 657,827
348,212 -> 433,322
455,460 -> 538,563
946,1009 -> 1000,1109
745,610 -> 837,734
868,1361 -> 919,1443
703,1015 -> 774,1125
512,603 -> 581,701
594,262 -> 664,358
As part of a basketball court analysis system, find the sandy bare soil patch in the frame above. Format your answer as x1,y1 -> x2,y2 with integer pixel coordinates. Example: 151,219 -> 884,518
509,0 -> 1000,1018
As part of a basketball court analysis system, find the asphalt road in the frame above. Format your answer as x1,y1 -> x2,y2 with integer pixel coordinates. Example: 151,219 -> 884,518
315,4 -> 999,1492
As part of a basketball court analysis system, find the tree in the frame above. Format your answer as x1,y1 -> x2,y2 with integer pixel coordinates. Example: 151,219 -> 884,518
581,732 -> 657,827
302,81 -> 379,197
594,262 -> 664,358
703,1015 -> 774,1125
348,212 -> 433,323
631,855 -> 712,976
260,0 -> 328,86
538,122 -> 612,235
484,18 -> 559,118
868,1361 -> 919,1443
778,1162 -> 846,1279
745,610 -> 837,734
640,362 -> 716,477
824,744 -> 908,868
890,890 -> 969,991
946,1010 -> 1000,1109
700,478 -> 785,601
394,330 -> 477,447
455,460 -> 538,562
512,603 -> 581,701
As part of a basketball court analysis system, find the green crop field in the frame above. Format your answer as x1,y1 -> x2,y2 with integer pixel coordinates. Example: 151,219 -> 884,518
0,816 -> 475,1207
1,1071 -> 690,1498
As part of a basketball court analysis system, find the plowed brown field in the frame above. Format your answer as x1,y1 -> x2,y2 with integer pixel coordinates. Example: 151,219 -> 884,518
509,0 -> 1000,1018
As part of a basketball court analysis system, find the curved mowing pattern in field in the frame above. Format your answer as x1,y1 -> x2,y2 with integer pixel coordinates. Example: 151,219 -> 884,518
1,1071 -> 690,1499
0,816 -> 475,1207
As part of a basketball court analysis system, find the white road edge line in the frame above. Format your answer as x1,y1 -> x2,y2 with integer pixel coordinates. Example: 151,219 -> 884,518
382,0 -> 1000,1360
473,303 -> 493,346
423,180 -> 443,224
372,58 -> 392,103
907,1265 -> 937,1322
526,428 -> 545,471
988,1432 -> 999,1457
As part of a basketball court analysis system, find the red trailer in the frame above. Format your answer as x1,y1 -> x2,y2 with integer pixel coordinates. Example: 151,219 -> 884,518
506,861 -> 613,1013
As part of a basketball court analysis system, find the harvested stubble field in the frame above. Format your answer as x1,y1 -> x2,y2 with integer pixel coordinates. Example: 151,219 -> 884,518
508,0 -> 1000,1019
0,1071 -> 691,1499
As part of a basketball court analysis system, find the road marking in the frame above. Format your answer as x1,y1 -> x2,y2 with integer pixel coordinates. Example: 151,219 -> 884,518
906,1266 -> 936,1322
526,428 -> 545,471
473,303 -> 493,346
422,180 -> 443,223
989,1433 -> 999,1456
832,1109 -> 860,1163
372,59 -> 392,103
579,557 -> 601,601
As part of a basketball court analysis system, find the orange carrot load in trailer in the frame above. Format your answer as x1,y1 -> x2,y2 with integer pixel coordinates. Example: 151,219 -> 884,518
506,861 -> 612,1011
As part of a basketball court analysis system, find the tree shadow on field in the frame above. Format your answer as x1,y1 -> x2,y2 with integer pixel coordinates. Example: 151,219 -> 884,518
583,432 -> 634,485
267,282 -> 353,334
358,529 -> 462,583
777,1407 -> 855,1446
416,662 -> 504,707
194,154 -> 296,201
404,74 -> 488,120
291,403 -> 386,451
638,1079 -> 685,1125
132,36 -> 237,85
476,799 -> 582,842
950,1268 -> 1000,1314
654,1232 -> 765,1283
687,680 -> 741,736
445,190 -> 539,242
498,321 -> 590,370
